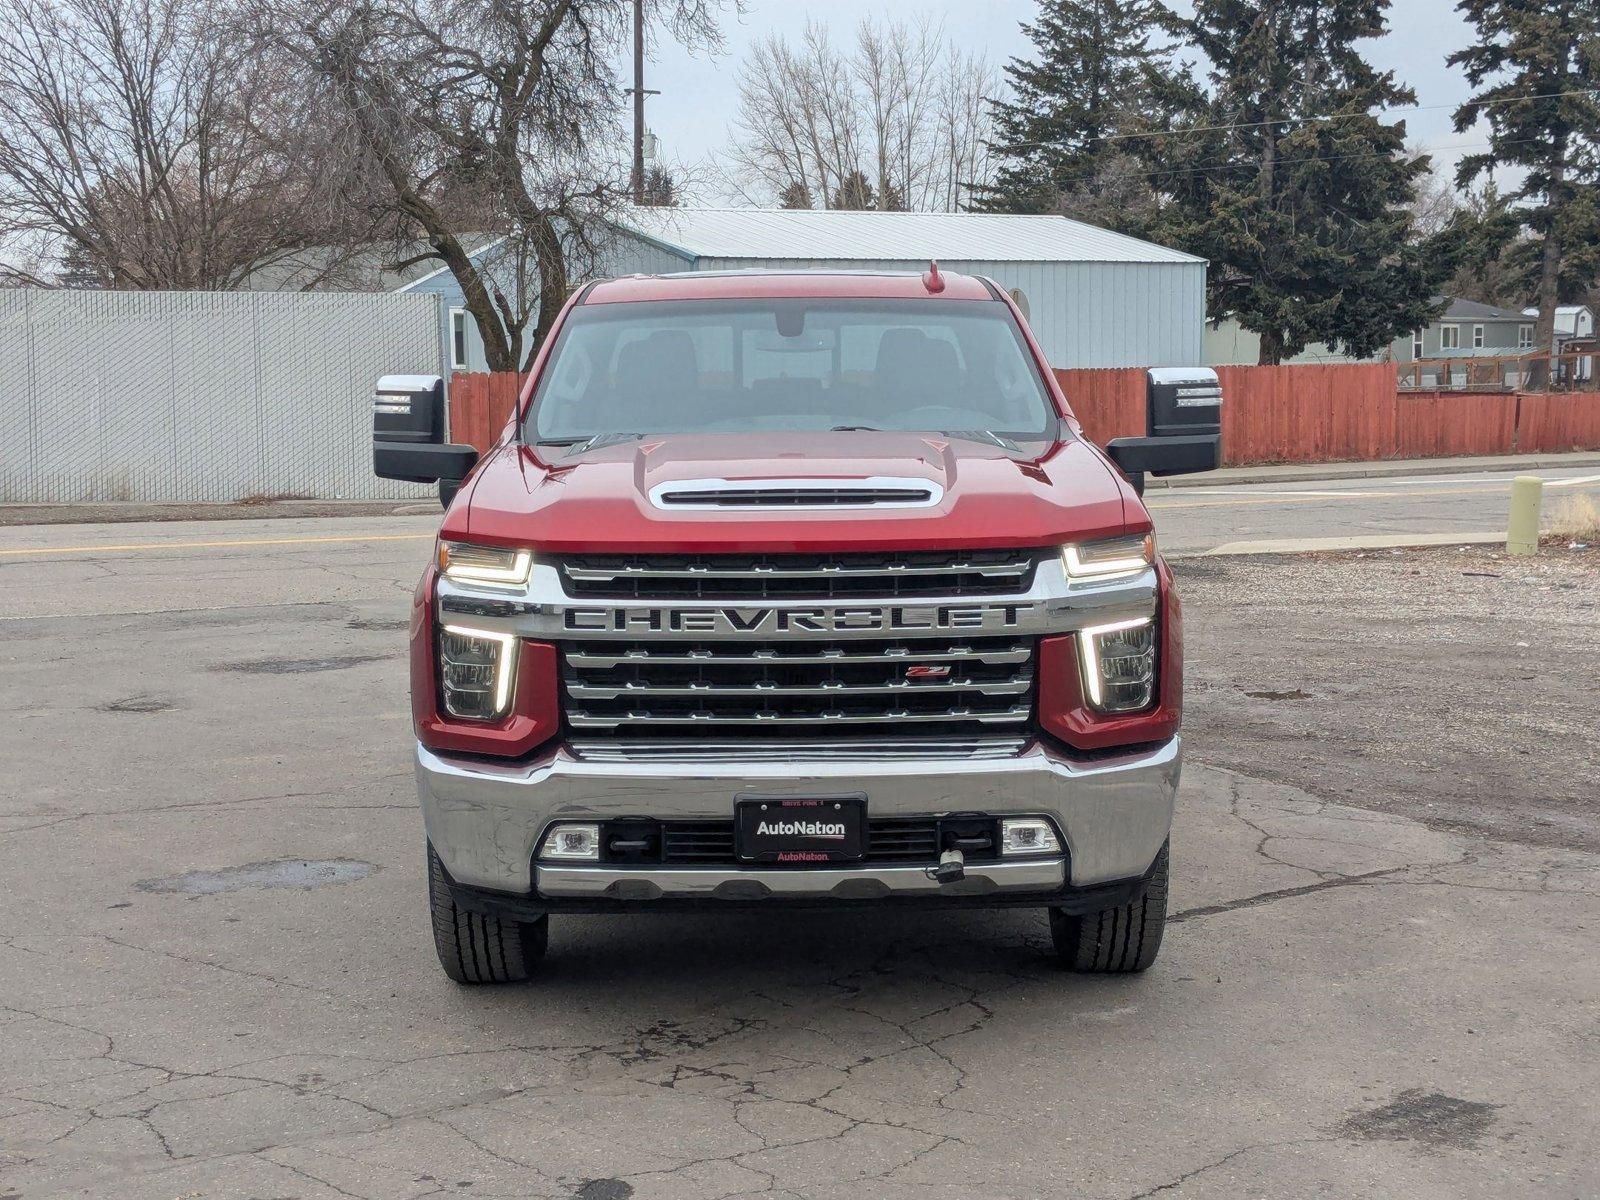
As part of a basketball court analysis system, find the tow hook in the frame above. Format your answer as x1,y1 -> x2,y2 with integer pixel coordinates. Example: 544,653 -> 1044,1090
927,848 -> 966,885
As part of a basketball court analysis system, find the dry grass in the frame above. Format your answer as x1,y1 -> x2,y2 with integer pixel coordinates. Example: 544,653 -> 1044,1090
1548,491 -> 1600,543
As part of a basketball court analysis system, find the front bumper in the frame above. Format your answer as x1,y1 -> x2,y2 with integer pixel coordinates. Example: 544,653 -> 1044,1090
417,735 -> 1180,907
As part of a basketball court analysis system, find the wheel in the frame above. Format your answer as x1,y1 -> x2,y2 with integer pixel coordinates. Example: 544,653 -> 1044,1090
1050,843 -> 1168,973
428,843 -> 547,984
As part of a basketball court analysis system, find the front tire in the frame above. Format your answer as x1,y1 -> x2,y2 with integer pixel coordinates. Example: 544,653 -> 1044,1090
428,844 -> 548,984
1050,843 -> 1169,973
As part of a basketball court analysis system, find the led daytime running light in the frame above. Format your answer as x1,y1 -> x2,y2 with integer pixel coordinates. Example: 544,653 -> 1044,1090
440,624 -> 518,715
1063,534 -> 1154,581
1077,616 -> 1154,708
438,540 -> 533,586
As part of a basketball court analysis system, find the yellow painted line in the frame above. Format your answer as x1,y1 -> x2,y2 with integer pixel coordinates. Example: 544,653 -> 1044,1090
0,532 -> 434,558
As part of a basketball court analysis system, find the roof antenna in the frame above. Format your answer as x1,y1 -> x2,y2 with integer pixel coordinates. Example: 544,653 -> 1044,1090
923,260 -> 945,294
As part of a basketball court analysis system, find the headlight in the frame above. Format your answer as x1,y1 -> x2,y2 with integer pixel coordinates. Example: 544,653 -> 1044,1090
1062,533 -> 1154,582
1078,616 -> 1156,712
437,540 -> 533,587
438,624 -> 518,719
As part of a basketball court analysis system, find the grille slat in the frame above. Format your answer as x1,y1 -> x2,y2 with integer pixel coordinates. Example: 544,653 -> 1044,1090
560,548 -> 1037,601
567,706 -> 1033,729
567,677 -> 1032,701
566,644 -> 1031,668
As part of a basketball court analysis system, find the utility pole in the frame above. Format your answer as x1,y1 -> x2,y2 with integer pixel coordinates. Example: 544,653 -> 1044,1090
631,0 -> 645,204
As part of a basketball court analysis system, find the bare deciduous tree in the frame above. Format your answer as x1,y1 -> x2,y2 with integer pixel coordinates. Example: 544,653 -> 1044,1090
0,0 -> 374,288
727,18 -> 998,213
252,0 -> 727,371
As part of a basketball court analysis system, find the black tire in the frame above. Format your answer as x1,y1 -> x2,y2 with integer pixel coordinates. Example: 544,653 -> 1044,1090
1050,843 -> 1169,973
428,844 -> 548,985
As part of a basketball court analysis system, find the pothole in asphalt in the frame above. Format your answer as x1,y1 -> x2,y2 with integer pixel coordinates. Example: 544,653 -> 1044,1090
137,859 -> 377,895
97,695 -> 174,713
216,655 -> 389,674
346,617 -> 409,631
1340,1089 -> 1500,1150
574,1182 -> 634,1200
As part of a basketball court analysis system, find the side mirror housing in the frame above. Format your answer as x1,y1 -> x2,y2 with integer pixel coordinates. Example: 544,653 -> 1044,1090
372,375 -> 479,498
1105,367 -> 1223,494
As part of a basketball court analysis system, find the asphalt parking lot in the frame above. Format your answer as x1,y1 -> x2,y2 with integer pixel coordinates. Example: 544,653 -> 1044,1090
2,512 -> 1597,1199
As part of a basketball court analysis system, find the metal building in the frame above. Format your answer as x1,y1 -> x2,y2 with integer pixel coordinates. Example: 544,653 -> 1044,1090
605,208 -> 1206,370
408,207 -> 1207,373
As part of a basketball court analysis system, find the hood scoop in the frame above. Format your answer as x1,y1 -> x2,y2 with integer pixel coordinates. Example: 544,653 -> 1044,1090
649,476 -> 943,510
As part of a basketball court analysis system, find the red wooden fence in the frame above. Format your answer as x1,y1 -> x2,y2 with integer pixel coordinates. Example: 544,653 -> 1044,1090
1055,364 -> 1600,465
449,367 -> 1600,464
448,372 -> 526,454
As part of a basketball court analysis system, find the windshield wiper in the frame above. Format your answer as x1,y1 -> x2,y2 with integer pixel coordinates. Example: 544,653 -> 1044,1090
829,424 -> 885,432
939,429 -> 1020,452
537,432 -> 644,454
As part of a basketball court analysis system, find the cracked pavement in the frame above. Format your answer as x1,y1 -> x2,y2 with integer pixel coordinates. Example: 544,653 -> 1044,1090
1,518 -> 1597,1199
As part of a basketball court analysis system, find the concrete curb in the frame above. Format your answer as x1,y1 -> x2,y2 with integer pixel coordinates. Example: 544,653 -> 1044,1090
1167,531 -> 1506,558
1146,452 -> 1600,489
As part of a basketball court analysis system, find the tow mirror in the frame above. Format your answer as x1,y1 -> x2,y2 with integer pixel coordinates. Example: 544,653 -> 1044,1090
1105,367 -> 1223,494
372,374 -> 478,506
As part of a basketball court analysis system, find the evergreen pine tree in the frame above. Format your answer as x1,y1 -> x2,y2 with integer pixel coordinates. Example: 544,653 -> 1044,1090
778,182 -> 813,210
1451,0 -> 1600,381
831,170 -> 875,211
1163,0 -> 1442,363
976,0 -> 1176,221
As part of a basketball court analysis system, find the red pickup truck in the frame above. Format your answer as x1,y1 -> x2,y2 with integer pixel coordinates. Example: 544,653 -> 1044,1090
373,267 -> 1221,984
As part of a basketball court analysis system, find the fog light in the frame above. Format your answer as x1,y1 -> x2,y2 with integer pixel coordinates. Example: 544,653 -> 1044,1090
1001,817 -> 1061,856
541,823 -> 601,861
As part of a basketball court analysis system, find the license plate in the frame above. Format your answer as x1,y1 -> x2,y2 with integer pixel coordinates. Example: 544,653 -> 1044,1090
735,796 -> 865,863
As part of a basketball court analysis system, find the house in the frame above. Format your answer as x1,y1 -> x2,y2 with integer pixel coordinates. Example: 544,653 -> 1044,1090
1206,297 -> 1540,370
401,207 -> 1208,373
1523,304 -> 1595,346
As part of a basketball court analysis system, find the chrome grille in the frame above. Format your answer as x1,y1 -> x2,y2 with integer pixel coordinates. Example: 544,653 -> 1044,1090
559,548 -> 1037,601
561,635 -> 1035,737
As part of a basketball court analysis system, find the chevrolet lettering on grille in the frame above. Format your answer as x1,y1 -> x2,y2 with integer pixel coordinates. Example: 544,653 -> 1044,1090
562,603 -> 1036,636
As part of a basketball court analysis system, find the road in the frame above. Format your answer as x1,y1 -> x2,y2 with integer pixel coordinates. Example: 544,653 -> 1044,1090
0,468 -> 1597,1199
1146,464 -> 1600,554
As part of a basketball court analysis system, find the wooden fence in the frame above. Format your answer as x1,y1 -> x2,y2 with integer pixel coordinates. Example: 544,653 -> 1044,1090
1055,363 -> 1600,465
449,366 -> 1600,465
448,372 -> 526,453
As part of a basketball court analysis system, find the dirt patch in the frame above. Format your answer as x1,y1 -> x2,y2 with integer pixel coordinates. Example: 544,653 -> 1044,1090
1174,545 -> 1599,853
137,859 -> 376,895
1340,1089 -> 1500,1151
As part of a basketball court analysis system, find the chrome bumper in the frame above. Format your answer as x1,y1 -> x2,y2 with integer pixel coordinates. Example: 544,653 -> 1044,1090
417,735 -> 1180,901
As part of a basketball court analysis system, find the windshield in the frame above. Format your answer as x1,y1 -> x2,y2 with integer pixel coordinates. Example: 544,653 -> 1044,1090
523,298 -> 1057,442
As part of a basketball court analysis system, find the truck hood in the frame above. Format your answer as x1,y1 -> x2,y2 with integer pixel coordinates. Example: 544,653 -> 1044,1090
448,430 -> 1140,554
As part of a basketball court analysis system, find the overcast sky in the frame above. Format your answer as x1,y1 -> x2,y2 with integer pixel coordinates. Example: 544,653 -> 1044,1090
631,0 -> 1488,203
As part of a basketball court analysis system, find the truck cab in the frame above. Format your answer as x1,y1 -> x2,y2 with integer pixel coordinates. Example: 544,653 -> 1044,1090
374,268 -> 1220,983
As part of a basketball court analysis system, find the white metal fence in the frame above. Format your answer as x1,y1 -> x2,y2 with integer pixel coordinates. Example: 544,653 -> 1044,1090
0,289 -> 443,503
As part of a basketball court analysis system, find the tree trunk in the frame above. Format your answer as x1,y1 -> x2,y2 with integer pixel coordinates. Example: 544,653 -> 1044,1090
1529,158 -> 1564,392
1258,328 -> 1284,365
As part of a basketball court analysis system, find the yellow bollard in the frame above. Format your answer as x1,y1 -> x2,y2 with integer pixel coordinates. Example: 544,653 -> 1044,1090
1506,476 -> 1544,556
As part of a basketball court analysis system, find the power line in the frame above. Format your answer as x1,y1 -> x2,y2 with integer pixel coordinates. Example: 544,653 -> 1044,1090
1001,88 -> 1600,152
